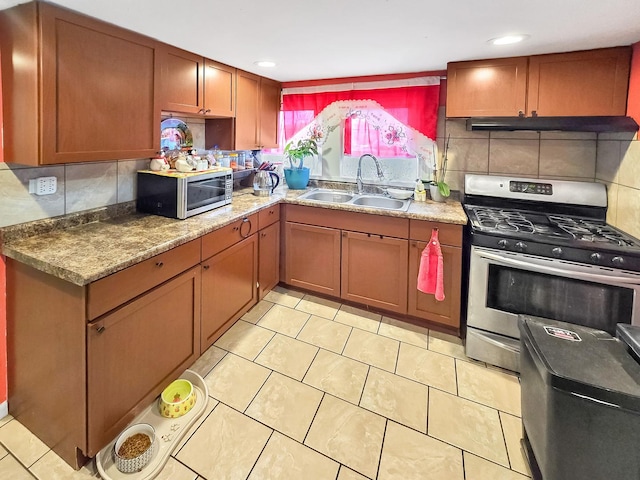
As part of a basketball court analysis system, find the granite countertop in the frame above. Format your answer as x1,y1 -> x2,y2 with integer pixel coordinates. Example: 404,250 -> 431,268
1,187 -> 467,286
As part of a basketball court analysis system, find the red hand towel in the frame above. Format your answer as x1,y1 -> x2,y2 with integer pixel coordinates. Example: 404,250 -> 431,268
417,228 -> 445,301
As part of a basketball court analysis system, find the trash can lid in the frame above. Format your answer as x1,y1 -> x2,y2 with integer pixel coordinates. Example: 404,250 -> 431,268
519,315 -> 640,412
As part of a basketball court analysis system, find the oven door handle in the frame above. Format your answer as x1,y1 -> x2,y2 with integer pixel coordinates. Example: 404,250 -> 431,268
476,250 -> 640,286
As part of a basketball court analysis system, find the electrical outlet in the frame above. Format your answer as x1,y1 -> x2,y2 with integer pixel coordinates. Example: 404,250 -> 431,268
28,176 -> 57,195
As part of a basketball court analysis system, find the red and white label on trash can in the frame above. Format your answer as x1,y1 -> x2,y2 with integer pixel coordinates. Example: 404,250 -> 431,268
543,326 -> 582,341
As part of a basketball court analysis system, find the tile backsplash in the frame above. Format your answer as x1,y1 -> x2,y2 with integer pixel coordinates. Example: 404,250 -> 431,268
0,159 -> 149,228
1,107 -> 638,241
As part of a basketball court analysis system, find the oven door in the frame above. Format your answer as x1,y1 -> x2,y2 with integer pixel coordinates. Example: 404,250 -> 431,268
468,246 -> 640,338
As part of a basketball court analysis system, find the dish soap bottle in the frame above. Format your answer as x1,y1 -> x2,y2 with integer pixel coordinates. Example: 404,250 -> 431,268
414,179 -> 426,202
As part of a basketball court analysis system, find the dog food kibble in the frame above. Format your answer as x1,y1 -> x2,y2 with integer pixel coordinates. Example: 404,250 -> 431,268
118,433 -> 151,459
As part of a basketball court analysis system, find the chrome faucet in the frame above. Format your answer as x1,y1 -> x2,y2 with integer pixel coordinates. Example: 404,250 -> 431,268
356,154 -> 385,194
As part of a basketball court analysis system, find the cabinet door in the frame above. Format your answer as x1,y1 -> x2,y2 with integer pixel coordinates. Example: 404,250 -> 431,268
235,70 -> 260,149
408,241 -> 462,329
204,59 -> 236,117
341,232 -> 408,314
527,47 -> 631,116
87,267 -> 201,456
259,77 -> 281,148
284,222 -> 341,297
201,234 -> 258,351
259,222 -> 281,300
159,45 -> 204,114
39,3 -> 160,164
446,57 -> 528,117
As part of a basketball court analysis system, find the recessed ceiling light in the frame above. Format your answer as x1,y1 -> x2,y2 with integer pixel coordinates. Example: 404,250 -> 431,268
255,60 -> 276,68
489,34 -> 529,46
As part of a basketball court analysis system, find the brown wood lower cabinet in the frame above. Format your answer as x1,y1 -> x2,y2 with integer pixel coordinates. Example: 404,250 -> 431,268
282,206 -> 463,332
284,222 -> 341,297
341,231 -> 408,313
407,241 -> 462,328
87,267 -> 200,456
258,222 -> 280,300
201,234 -> 258,351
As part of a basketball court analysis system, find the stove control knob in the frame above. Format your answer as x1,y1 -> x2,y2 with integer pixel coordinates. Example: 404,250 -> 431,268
612,256 -> 625,266
590,252 -> 602,263
515,241 -> 527,252
497,239 -> 509,249
552,247 -> 563,258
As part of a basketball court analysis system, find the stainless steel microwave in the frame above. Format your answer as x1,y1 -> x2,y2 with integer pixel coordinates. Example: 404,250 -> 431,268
137,168 -> 233,219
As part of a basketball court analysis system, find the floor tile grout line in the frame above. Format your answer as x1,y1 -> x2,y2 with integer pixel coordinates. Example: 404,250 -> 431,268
169,453 -> 205,479
172,399 -> 221,458
374,419 -> 389,480
1,447 -> 38,479
242,370 -> 275,414
357,365 -> 372,406
302,392 -> 325,445
244,429 -> 275,480
497,411 -> 514,471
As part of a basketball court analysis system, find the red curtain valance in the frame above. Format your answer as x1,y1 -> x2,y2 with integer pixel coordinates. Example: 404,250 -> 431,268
282,84 -> 440,141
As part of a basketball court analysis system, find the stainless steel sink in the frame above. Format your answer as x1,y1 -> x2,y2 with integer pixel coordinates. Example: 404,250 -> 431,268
352,195 -> 406,210
299,190 -> 354,203
297,189 -> 411,212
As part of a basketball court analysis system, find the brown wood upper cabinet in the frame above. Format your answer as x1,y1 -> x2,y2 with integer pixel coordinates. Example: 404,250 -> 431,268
159,45 -> 236,117
0,1 -> 161,165
446,47 -> 632,118
236,71 -> 281,149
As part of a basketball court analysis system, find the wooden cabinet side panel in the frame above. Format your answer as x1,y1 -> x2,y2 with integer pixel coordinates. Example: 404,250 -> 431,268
446,57 -> 528,117
6,259 -> 87,466
284,222 -> 341,297
528,47 -> 632,116
259,77 -> 281,148
408,242 -> 462,329
259,221 -> 280,299
87,267 -> 201,456
341,232 -> 408,313
235,71 -> 260,149
201,235 -> 258,350
40,4 -> 160,163
204,59 -> 236,117
0,3 -> 40,165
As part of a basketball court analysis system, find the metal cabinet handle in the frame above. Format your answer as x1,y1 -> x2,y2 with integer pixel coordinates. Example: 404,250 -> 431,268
96,325 -> 106,334
240,217 -> 252,238
155,261 -> 164,268
203,264 -> 210,270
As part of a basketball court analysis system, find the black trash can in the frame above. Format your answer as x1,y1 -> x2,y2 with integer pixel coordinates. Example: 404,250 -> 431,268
519,315 -> 640,480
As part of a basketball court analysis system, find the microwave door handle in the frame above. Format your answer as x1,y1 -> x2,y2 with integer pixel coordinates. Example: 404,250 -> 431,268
476,250 -> 640,286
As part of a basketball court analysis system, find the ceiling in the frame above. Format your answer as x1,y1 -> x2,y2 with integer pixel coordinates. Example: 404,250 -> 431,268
1,0 -> 640,82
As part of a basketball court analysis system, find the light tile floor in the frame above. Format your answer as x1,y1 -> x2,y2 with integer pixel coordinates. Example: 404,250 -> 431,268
0,286 -> 531,479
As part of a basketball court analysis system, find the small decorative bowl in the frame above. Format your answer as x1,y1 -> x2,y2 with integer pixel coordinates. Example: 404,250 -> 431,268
114,423 -> 155,473
159,379 -> 196,418
387,188 -> 414,200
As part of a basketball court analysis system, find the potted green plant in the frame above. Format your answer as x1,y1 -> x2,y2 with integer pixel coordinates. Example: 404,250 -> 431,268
429,135 -> 450,202
283,134 -> 319,189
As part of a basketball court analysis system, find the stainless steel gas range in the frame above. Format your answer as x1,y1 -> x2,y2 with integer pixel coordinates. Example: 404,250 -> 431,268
463,174 -> 640,372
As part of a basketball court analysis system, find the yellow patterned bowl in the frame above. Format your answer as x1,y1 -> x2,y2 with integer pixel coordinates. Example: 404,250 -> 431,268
159,379 -> 196,418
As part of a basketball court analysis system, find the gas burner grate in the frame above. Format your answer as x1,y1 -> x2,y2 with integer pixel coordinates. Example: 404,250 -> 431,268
549,216 -> 640,247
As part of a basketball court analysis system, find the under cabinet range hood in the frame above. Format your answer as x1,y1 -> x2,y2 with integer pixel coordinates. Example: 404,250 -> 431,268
466,116 -> 639,133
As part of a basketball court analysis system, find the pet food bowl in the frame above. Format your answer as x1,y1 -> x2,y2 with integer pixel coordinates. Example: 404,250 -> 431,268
159,378 -> 196,418
114,423 -> 155,473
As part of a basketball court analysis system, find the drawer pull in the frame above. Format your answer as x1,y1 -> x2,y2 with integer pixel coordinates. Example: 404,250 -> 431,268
269,210 -> 275,215
155,261 -> 164,268
240,217 -> 252,238
96,325 -> 106,334
233,226 -> 239,232
203,264 -> 210,270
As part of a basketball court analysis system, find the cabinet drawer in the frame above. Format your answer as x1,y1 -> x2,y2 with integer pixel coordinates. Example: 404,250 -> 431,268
285,205 -> 409,238
409,220 -> 462,247
258,204 -> 280,230
201,213 -> 258,259
87,239 -> 201,320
